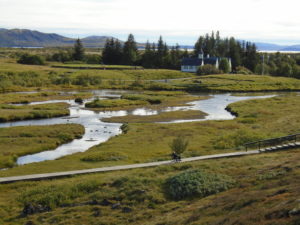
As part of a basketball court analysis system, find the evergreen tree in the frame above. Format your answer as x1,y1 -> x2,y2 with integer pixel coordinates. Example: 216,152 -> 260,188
142,41 -> 154,68
73,38 -> 85,61
122,34 -> 138,65
102,38 -> 123,65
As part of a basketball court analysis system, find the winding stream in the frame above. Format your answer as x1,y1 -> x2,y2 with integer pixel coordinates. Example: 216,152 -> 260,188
0,90 -> 274,165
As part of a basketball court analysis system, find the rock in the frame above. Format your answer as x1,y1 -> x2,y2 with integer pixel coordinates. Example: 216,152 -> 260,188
111,202 -> 121,210
289,206 -> 300,216
122,207 -> 132,213
100,199 -> 112,206
22,203 -> 50,215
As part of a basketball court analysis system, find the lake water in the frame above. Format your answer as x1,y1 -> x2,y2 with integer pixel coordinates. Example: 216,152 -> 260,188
0,90 -> 274,166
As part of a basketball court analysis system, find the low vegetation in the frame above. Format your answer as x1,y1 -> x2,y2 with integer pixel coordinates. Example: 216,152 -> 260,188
0,124 -> 84,168
0,148 -> 299,224
0,92 -> 92,104
0,103 -> 70,122
166,169 -> 235,200
172,74 -> 300,91
85,99 -> 147,109
86,91 -> 205,111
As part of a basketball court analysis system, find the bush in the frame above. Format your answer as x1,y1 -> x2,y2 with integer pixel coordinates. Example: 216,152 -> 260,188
197,64 -> 221,75
165,170 -> 235,200
84,54 -> 102,64
169,136 -> 188,155
219,58 -> 230,73
51,51 -> 71,62
236,66 -> 253,75
17,54 -> 45,65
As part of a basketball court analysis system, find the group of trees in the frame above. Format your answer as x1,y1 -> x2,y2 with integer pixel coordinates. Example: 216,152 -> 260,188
255,52 -> 300,78
102,34 -> 185,69
193,31 -> 259,71
16,32 -> 300,78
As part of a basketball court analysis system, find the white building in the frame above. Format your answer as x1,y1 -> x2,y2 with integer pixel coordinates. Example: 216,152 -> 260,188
181,51 -> 231,73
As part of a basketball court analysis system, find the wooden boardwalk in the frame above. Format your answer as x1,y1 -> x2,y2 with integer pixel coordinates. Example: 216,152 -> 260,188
0,142 -> 299,184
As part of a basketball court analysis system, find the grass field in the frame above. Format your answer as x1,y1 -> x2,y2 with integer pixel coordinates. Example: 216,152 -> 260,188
0,94 -> 299,178
172,74 -> 300,92
0,147 -> 299,225
0,124 -> 84,168
2,58 -> 300,92
0,103 -> 70,122
0,92 -> 92,104
85,91 -> 206,111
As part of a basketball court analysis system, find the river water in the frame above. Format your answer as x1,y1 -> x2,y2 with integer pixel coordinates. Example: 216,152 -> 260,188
0,90 -> 274,165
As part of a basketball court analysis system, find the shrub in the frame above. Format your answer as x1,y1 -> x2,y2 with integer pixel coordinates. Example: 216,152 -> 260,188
165,170 -> 235,200
84,54 -> 102,64
169,136 -> 188,155
236,66 -> 253,75
120,123 -> 129,134
197,64 -> 221,75
17,54 -> 45,65
219,58 -> 230,73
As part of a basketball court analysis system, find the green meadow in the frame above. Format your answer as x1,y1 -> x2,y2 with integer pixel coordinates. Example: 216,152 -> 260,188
0,94 -> 299,178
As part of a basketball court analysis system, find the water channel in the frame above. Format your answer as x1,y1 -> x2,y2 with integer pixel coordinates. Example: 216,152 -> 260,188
0,90 -> 274,165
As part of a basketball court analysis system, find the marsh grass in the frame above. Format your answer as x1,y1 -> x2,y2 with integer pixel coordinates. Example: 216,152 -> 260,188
0,103 -> 70,122
0,94 -> 299,178
0,148 -> 299,225
172,74 -> 300,91
0,124 -> 84,168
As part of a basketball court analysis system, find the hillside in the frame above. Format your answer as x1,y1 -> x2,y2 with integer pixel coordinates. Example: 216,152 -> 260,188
0,29 -> 114,48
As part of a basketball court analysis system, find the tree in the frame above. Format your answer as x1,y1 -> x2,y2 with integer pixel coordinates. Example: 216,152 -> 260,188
73,38 -> 85,61
219,58 -> 230,73
102,38 -> 122,65
122,34 -> 138,65
169,136 -> 189,156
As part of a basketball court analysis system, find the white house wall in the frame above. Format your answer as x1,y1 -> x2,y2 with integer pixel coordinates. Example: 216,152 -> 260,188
181,65 -> 199,73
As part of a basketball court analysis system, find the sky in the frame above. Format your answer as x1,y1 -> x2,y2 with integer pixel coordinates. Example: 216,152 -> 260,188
0,0 -> 299,45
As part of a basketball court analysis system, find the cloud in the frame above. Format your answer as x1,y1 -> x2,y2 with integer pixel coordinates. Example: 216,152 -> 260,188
0,0 -> 299,45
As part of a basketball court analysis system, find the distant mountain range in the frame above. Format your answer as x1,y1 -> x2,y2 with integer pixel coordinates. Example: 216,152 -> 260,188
0,28 -> 299,51
0,28 -> 115,48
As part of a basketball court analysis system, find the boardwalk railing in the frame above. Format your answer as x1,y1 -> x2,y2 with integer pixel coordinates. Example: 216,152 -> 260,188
244,133 -> 300,151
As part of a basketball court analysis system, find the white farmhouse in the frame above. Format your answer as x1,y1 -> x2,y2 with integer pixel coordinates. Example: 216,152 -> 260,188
181,50 -> 231,73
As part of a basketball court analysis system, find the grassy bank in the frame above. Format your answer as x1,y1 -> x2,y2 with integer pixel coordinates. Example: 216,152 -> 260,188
0,94 -> 299,177
0,124 -> 84,168
85,91 -> 207,111
102,110 -> 207,123
0,148 -> 299,225
0,92 -> 92,104
2,58 -> 300,92
172,74 -> 300,92
0,103 -> 70,122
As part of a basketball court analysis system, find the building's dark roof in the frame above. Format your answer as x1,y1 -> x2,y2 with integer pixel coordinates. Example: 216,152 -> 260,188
182,57 -> 218,66
204,57 -> 218,65
182,58 -> 203,66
